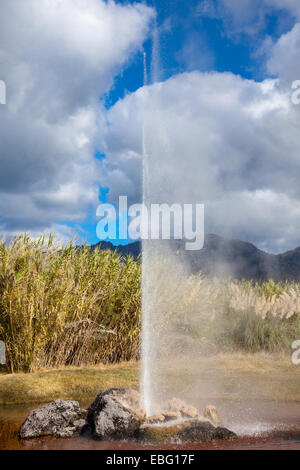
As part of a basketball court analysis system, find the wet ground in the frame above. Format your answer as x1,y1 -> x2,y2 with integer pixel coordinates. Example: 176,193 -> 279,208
1,400 -> 300,450
2,433 -> 300,450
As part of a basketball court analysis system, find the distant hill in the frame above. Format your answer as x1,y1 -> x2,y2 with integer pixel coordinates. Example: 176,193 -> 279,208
92,235 -> 300,281
92,240 -> 141,259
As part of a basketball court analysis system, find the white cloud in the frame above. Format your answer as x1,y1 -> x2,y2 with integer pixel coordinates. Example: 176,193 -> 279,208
101,69 -> 300,253
0,0 -> 154,239
207,189 -> 300,253
175,32 -> 215,72
0,222 -> 82,247
197,0 -> 300,35
265,0 -> 300,18
267,23 -> 300,82
1,0 -> 300,253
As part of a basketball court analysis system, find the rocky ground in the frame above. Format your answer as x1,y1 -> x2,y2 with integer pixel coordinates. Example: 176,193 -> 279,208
18,388 -> 237,444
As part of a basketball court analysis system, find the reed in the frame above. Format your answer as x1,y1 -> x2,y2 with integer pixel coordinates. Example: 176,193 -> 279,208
142,255 -> 300,356
0,236 -> 299,374
0,235 -> 141,373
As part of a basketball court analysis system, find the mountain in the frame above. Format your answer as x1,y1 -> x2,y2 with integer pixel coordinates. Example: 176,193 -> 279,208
92,235 -> 300,281
92,240 -> 141,258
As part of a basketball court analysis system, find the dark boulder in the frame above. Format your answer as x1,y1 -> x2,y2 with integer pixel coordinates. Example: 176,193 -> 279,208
87,388 -> 146,440
138,419 -> 237,444
19,400 -> 87,439
177,421 -> 237,442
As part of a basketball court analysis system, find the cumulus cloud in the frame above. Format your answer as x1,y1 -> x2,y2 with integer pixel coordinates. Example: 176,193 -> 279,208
1,0 -> 300,253
175,32 -> 215,72
0,0 -> 154,238
267,23 -> 300,82
197,0 -> 300,35
96,3 -> 300,253
265,0 -> 300,18
101,69 -> 300,253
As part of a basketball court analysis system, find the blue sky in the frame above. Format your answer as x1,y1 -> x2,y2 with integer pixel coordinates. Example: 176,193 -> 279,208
84,0 -> 299,246
1,0 -> 300,252
107,0 -> 295,100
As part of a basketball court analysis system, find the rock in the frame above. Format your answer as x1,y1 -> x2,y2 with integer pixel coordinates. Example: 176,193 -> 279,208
162,411 -> 181,422
146,414 -> 165,424
115,388 -> 140,410
87,388 -> 145,440
18,400 -> 87,439
178,422 -> 236,442
180,405 -> 199,419
215,426 -> 237,440
135,409 -> 147,421
138,419 -> 237,444
18,390 -> 237,444
167,397 -> 187,413
167,397 -> 199,419
204,405 -> 223,426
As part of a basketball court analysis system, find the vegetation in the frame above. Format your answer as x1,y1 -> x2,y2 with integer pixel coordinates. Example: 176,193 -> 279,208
0,355 -> 298,406
143,255 -> 300,357
0,362 -> 139,405
0,235 -> 300,374
0,235 -> 141,373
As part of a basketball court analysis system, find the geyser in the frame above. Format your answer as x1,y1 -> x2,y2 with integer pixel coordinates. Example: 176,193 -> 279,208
140,28 -> 208,416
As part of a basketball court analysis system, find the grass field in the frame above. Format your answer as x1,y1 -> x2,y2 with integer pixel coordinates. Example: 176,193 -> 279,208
0,361 -> 139,406
0,354 -> 299,406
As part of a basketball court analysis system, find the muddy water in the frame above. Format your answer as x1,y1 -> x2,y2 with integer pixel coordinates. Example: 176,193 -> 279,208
1,400 -> 300,450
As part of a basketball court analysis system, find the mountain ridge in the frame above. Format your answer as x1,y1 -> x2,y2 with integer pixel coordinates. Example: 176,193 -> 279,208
92,235 -> 300,281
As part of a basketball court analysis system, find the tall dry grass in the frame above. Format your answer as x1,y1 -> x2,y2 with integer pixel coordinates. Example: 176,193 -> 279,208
0,236 -> 300,373
0,235 -> 141,373
142,255 -> 300,356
